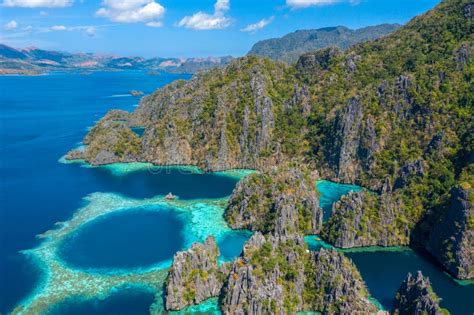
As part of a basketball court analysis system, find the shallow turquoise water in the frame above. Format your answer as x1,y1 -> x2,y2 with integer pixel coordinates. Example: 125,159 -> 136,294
218,230 -> 252,261
316,180 -> 362,221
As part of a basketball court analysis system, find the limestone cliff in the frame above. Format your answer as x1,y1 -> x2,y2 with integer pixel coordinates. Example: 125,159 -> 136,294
220,232 -> 307,314
165,237 -> 227,310
426,185 -> 474,280
393,271 -> 445,315
225,167 -> 322,237
321,190 -> 410,248
303,248 -> 378,314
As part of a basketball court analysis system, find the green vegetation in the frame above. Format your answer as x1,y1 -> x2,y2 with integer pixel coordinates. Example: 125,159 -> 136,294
248,24 -> 400,63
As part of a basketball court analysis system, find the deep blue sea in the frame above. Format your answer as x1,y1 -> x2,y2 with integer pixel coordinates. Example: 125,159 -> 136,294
1,71 -> 473,314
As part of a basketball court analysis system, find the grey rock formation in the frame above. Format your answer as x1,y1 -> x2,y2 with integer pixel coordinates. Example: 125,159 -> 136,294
296,47 -> 341,80
394,159 -> 425,190
427,186 -> 474,280
303,248 -> 378,314
393,271 -> 443,315
321,190 -> 410,248
165,237 -> 225,310
225,167 -> 323,237
337,97 -> 363,183
220,232 -> 306,315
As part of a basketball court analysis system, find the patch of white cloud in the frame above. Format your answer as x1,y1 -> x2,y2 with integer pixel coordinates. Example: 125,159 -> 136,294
96,0 -> 165,26
2,0 -> 72,8
4,20 -> 18,30
51,24 -> 67,31
286,0 -> 359,8
241,16 -> 274,33
177,0 -> 231,30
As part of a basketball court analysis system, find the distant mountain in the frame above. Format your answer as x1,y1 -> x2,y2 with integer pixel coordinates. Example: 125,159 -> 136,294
0,44 -> 233,75
247,24 -> 400,63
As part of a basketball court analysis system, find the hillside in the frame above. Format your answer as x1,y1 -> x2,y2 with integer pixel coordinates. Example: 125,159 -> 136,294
74,0 -> 473,281
247,24 -> 400,63
0,44 -> 232,75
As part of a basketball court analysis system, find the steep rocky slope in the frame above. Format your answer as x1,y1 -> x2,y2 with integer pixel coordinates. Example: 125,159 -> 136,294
303,248 -> 378,314
225,167 -> 322,236
165,237 -> 228,310
426,183 -> 473,280
393,271 -> 445,315
321,190 -> 410,248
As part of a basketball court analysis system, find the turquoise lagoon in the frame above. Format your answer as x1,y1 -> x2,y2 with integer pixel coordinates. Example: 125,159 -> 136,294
1,71 -> 473,315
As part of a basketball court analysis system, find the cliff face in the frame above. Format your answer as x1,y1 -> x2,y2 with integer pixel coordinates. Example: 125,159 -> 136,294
303,248 -> 378,314
426,186 -> 474,280
220,232 -> 307,315
225,167 -> 322,236
393,271 -> 444,315
321,190 -> 410,248
165,237 -> 226,310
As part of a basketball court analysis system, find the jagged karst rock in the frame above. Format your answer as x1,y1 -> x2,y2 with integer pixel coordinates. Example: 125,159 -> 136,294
220,232 -> 307,315
393,271 -> 444,315
337,97 -> 364,183
165,237 -> 226,310
321,190 -> 410,248
426,186 -> 474,280
65,149 -> 84,160
83,110 -> 142,165
296,47 -> 341,80
303,248 -> 378,314
225,167 -> 323,237
394,159 -> 425,190
425,132 -> 444,157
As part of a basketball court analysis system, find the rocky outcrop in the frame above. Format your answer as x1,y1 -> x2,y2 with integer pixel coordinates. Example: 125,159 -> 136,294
303,248 -> 378,314
82,110 -> 142,165
220,232 -> 307,315
393,271 -> 443,315
336,98 -> 364,183
321,190 -> 410,248
393,159 -> 425,190
165,237 -> 226,310
225,167 -> 322,237
296,47 -> 341,79
65,149 -> 84,160
426,186 -> 474,280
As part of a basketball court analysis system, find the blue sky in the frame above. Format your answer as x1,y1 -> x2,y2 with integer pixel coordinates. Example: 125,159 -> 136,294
1,0 -> 440,58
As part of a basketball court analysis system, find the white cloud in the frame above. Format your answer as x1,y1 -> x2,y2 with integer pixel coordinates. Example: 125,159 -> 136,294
146,21 -> 162,27
286,0 -> 359,8
241,16 -> 274,33
4,20 -> 18,30
85,26 -> 96,36
2,0 -> 72,8
51,24 -> 67,31
96,0 -> 165,26
39,10 -> 48,16
177,0 -> 231,30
